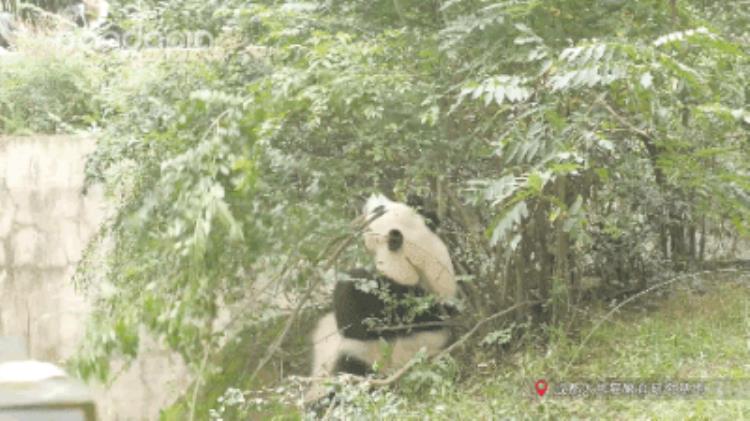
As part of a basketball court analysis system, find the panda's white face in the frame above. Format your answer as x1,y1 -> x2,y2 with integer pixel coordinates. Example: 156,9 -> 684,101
361,194 -> 456,300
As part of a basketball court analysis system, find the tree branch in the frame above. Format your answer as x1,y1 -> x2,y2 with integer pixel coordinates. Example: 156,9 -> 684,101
561,268 -> 743,375
247,210 -> 386,384
598,99 -> 665,186
360,301 -> 540,388
435,300 -> 539,359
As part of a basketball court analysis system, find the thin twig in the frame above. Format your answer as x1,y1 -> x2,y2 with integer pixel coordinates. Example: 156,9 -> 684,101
330,268 -> 738,390
599,99 -> 654,142
247,235 -> 356,383
188,345 -> 211,421
306,267 -> 750,394
371,320 -> 460,333
367,357 -> 421,387
299,302 -> 538,393
562,268 -> 743,375
436,301 -> 539,359
247,211 -> 386,384
367,301 -> 540,388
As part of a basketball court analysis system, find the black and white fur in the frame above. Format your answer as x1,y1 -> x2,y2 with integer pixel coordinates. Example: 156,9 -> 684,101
311,194 -> 457,376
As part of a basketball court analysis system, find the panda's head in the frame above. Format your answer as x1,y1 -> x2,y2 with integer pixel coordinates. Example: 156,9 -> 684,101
359,194 -> 456,300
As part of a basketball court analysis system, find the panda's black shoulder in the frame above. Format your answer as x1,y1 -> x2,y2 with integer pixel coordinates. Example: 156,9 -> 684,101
332,270 -> 380,338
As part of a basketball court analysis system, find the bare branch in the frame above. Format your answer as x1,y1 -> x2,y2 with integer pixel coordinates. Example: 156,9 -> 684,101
598,98 -> 666,185
360,301 -> 540,389
300,300 -> 540,397
435,300 -> 539,359
562,268 -> 746,376
371,320 -> 460,333
247,210 -> 386,384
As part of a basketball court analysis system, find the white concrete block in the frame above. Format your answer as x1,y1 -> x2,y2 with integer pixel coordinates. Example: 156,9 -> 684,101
42,238 -> 69,268
0,196 -> 13,238
51,193 -> 81,219
4,144 -> 38,189
4,138 -> 92,190
60,219 -> 84,263
0,143 -> 7,186
12,227 -> 39,266
8,190 -> 34,225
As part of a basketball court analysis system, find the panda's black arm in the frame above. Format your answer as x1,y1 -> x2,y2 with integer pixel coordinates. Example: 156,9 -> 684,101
333,270 -> 458,340
333,272 -> 388,341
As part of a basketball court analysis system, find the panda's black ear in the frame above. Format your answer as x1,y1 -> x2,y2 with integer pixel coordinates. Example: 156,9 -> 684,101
421,210 -> 439,232
387,229 -> 403,252
406,194 -> 439,230
372,205 -> 386,217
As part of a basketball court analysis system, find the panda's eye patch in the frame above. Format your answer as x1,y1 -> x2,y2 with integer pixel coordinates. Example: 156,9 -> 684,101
387,229 -> 403,252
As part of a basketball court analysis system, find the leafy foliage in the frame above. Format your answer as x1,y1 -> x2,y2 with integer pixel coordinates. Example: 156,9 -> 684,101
0,36 -> 103,134
42,0 -> 749,417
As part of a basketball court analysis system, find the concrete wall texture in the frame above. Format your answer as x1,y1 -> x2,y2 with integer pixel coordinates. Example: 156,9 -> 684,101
0,135 -> 188,420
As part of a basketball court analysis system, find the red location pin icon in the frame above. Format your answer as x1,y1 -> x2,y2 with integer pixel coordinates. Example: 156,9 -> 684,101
535,379 -> 548,397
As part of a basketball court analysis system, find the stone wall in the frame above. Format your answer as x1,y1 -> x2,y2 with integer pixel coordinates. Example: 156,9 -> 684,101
0,135 -> 189,420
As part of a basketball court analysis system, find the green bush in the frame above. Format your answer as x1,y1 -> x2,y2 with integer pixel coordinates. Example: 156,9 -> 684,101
0,38 -> 102,134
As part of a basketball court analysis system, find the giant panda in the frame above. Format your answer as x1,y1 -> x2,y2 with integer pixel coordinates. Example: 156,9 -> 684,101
311,194 -> 458,377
